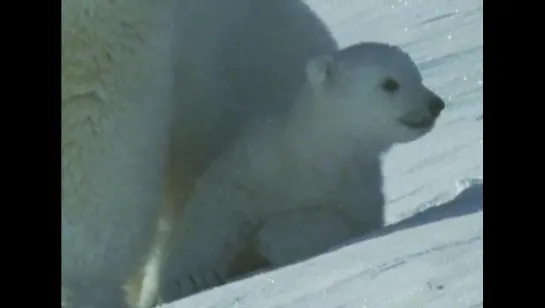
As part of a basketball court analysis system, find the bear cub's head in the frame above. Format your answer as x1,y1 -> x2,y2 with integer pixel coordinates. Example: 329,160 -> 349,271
305,42 -> 445,147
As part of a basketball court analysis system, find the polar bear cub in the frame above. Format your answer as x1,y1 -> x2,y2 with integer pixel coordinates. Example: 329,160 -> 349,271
159,42 -> 445,302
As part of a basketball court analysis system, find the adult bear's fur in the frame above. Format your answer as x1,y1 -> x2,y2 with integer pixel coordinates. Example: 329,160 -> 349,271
61,0 -> 337,307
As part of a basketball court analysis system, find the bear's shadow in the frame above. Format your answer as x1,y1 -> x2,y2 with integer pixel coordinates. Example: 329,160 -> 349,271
228,180 -> 483,282
366,180 -> 483,241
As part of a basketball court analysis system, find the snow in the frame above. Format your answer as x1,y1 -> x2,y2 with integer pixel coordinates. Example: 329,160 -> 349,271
162,0 -> 483,307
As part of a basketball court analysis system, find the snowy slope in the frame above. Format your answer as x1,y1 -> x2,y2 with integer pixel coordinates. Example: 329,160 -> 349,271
163,0 -> 483,307
163,180 -> 482,308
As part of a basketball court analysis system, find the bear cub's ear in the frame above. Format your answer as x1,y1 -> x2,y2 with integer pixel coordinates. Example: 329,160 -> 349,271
306,54 -> 335,86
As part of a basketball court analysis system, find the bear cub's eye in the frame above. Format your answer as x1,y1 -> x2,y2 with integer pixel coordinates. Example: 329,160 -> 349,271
381,78 -> 399,92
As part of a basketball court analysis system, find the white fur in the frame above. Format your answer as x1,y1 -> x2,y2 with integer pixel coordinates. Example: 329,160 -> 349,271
62,0 -> 337,307
62,0 -> 180,307
160,42 -> 445,302
258,43 -> 445,266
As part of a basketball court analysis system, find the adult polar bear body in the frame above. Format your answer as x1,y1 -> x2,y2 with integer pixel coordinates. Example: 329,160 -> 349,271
62,1 -> 179,307
61,0 -> 336,307
160,42 -> 446,302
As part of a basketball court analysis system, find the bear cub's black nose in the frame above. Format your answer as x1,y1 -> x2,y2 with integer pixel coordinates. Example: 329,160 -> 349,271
429,96 -> 445,117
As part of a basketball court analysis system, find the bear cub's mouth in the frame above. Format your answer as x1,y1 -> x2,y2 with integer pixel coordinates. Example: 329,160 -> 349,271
398,117 -> 435,129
